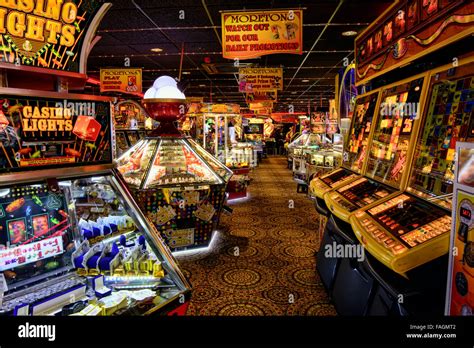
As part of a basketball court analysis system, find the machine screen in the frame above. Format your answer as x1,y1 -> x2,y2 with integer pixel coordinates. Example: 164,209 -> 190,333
365,77 -> 424,187
0,184 -> 74,286
408,64 -> 474,209
343,91 -> 379,173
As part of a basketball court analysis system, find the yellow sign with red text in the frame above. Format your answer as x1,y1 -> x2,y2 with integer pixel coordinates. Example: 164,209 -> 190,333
239,67 -> 283,92
100,68 -> 142,94
221,9 -> 303,60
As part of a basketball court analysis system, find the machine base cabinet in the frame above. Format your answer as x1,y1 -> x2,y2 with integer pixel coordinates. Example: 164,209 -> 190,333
317,215 -> 448,315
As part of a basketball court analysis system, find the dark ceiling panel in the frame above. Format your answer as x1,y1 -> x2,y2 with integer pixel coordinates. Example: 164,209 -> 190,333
89,0 -> 393,109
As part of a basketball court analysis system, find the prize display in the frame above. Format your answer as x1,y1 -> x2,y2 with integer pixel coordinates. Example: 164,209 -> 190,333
351,60 -> 474,274
309,90 -> 379,199
325,75 -> 426,222
225,143 -> 257,169
116,77 -> 231,251
116,138 -> 231,250
0,173 -> 189,316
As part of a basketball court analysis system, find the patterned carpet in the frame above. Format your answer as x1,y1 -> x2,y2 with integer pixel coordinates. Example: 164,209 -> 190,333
176,156 -> 337,316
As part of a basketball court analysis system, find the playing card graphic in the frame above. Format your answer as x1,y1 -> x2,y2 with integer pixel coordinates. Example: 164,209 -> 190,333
194,203 -> 216,222
155,205 -> 176,225
182,191 -> 200,205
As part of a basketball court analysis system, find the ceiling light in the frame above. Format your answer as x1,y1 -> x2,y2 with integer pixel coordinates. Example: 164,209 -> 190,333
199,84 -> 206,87
182,71 -> 191,75
302,79 -> 309,82
342,30 -> 358,37
150,47 -> 163,52
291,92 -> 297,94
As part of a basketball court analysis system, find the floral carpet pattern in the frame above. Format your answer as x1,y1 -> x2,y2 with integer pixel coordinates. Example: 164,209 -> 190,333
176,156 -> 337,316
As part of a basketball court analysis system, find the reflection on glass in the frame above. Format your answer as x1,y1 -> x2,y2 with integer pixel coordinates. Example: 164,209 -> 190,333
344,92 -> 379,173
408,67 -> 474,208
366,77 -> 423,187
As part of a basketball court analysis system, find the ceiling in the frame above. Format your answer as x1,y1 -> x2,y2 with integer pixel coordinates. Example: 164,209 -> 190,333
87,0 -> 394,113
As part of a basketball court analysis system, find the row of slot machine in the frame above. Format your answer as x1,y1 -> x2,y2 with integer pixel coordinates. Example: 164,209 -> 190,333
309,57 -> 474,314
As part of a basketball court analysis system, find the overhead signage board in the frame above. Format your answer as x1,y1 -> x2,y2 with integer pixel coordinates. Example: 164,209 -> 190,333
222,9 -> 303,60
100,68 -> 142,94
0,0 -> 110,73
239,67 -> 283,92
246,90 -> 278,103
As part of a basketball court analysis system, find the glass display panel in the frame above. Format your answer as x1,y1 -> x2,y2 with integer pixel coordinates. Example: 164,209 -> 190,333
187,138 -> 233,181
365,77 -> 424,187
343,91 -> 379,173
319,167 -> 358,187
143,139 -> 222,188
0,174 -> 186,315
408,63 -> 474,209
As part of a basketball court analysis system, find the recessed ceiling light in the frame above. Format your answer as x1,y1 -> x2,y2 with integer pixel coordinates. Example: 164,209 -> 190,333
199,84 -> 206,87
150,47 -> 163,52
291,91 -> 297,94
302,79 -> 310,82
342,30 -> 358,37
182,71 -> 191,75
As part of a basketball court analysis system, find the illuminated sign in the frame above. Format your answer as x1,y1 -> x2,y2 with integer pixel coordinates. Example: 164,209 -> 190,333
0,94 -> 112,171
222,9 -> 303,60
100,68 -> 143,94
239,67 -> 283,92
0,0 -> 108,72
245,90 -> 278,103
0,236 -> 64,271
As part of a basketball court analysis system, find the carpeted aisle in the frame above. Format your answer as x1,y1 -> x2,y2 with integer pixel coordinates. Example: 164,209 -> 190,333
176,156 -> 336,315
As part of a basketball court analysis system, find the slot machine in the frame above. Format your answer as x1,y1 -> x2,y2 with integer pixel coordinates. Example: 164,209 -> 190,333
324,73 -> 429,223
309,90 -> 380,216
351,58 -> 474,275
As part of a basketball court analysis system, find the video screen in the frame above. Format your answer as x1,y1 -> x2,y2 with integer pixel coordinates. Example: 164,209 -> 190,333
0,184 -> 74,287
409,67 -> 474,208
344,91 -> 379,173
365,77 -> 424,187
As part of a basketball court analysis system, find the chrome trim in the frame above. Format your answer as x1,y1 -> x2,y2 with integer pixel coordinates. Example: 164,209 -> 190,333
0,88 -> 114,102
0,165 -> 114,186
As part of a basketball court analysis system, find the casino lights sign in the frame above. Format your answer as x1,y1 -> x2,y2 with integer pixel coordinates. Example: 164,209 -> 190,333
0,94 -> 112,171
0,0 -> 108,73
221,9 -> 303,60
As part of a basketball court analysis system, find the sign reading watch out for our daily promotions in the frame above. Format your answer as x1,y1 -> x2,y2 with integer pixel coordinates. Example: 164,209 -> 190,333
100,68 -> 142,94
0,0 -> 103,72
222,9 -> 303,60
